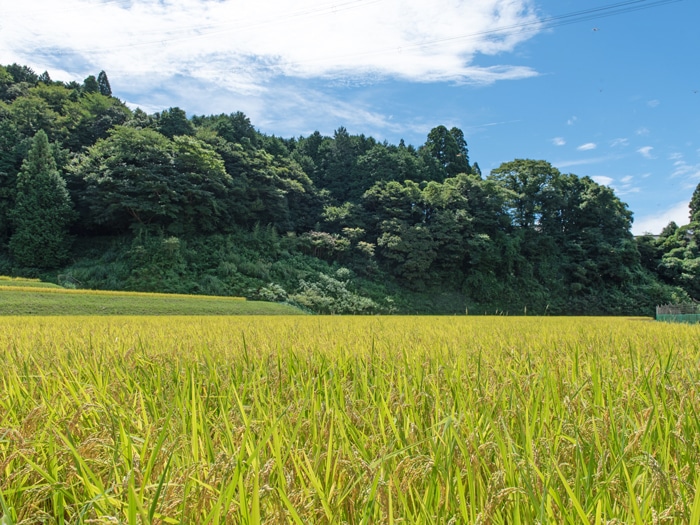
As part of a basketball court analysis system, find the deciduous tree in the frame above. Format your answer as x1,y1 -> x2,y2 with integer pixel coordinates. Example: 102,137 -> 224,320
71,126 -> 231,234
83,75 -> 99,94
157,107 -> 194,138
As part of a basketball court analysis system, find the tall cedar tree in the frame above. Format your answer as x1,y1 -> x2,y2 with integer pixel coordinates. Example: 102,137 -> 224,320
690,182 -> 700,224
9,130 -> 74,268
97,70 -> 112,97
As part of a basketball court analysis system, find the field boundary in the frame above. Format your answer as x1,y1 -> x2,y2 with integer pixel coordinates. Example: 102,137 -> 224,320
656,303 -> 700,323
0,284 -> 245,301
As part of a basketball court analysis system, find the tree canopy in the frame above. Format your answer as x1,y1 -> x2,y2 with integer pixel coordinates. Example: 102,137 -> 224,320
0,63 -> 694,313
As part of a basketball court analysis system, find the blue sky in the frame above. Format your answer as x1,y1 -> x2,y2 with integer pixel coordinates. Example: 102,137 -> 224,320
2,0 -> 698,234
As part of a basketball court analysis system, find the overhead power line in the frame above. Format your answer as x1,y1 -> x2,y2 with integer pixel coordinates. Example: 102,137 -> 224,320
113,0 -> 685,61
9,0 -> 686,60
293,0 -> 685,65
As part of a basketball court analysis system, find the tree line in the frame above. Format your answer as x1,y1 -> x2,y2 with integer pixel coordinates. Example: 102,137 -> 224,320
1,63 -> 697,314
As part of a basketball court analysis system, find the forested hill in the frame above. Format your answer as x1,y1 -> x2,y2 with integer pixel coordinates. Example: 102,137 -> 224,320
1,64 -> 698,315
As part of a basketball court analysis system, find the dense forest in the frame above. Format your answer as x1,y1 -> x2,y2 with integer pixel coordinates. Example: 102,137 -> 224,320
1,63 -> 698,315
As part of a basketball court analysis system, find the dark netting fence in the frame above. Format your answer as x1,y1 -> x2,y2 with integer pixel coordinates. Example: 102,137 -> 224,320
656,303 -> 700,323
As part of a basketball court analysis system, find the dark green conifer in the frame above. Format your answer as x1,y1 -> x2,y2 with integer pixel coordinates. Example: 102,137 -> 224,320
689,182 -> 700,224
9,130 -> 74,268
97,70 -> 112,96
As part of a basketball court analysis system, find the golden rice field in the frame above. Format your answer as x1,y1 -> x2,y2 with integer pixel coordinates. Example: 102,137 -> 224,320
1,315 -> 700,524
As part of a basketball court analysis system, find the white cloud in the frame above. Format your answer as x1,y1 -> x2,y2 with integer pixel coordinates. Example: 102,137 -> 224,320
567,116 -> 577,126
632,201 -> 691,235
647,99 -> 660,108
636,127 -> 650,136
637,146 -> 654,159
592,175 -> 613,186
0,0 -> 546,140
577,142 -> 597,151
552,137 -> 566,146
590,174 -> 640,196
0,0 -> 542,90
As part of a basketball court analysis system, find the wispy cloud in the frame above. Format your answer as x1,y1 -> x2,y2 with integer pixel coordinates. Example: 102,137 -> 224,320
577,142 -> 597,151
567,116 -> 577,126
610,138 -> 629,148
637,146 -> 654,159
614,176 -> 640,196
618,187 -> 641,195
632,201 -> 691,235
476,120 -> 523,128
465,119 -> 523,135
647,99 -> 660,108
552,137 -> 566,146
554,155 -> 620,169
669,153 -> 700,181
636,127 -> 650,136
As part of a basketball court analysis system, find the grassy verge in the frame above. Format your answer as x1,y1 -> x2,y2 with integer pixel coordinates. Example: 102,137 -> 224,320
0,286 -> 303,315
0,276 -> 63,289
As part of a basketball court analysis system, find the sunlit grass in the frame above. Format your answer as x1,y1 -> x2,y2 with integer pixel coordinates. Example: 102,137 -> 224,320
1,316 -> 699,523
0,287 -> 300,316
0,277 -> 245,298
0,276 -> 62,289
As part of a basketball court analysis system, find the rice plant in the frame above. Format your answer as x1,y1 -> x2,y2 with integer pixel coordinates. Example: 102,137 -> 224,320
1,316 -> 699,523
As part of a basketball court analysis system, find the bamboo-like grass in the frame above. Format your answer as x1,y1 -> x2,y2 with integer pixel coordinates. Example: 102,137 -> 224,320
1,316 -> 700,523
